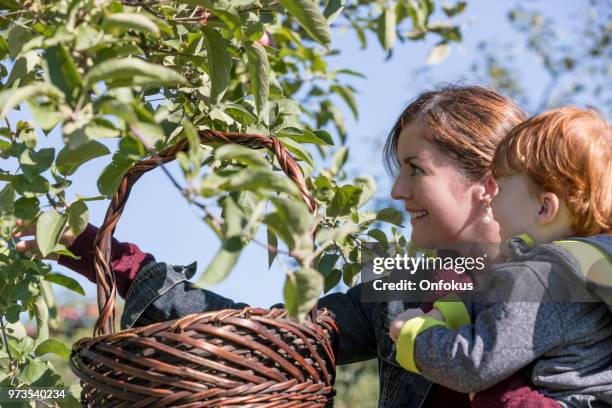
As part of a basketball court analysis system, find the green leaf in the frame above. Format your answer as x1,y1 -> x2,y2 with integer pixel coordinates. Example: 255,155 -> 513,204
44,45 -> 83,105
330,84 -> 358,119
14,196 -> 39,219
67,200 -> 88,236
84,58 -> 188,88
12,174 -> 48,197
442,1 -> 466,17
276,136 -> 315,168
367,228 -> 388,243
327,185 -> 362,217
323,0 -> 345,24
0,83 -> 63,119
316,222 -> 358,245
27,99 -> 63,132
0,0 -> 20,10
224,103 -> 257,124
44,273 -> 85,296
50,243 -> 79,259
0,184 -> 15,212
426,42 -> 451,65
6,51 -> 39,87
34,296 -> 49,342
277,0 -> 332,45
318,253 -> 339,276
19,148 -> 55,179
324,268 -> 342,293
56,140 -> 110,176
198,237 -> 243,286
376,208 -> 404,226
246,42 -> 269,115
215,144 -> 268,167
36,210 -> 67,257
354,175 -> 375,207
222,195 -> 244,236
428,22 -> 462,42
223,168 -> 301,198
342,263 -> 360,287
278,129 -> 334,146
331,146 -> 349,175
267,227 -> 278,268
268,197 -> 313,246
97,157 -> 134,198
7,24 -> 32,58
75,24 -> 104,51
407,0 -> 431,31
5,305 -> 22,324
203,27 -> 232,104
102,12 -> 160,36
17,359 -> 49,384
283,267 -> 323,321
35,338 -> 71,358
377,7 -> 397,51
74,195 -> 106,202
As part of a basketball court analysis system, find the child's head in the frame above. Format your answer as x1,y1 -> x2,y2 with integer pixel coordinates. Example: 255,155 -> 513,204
490,106 -> 611,243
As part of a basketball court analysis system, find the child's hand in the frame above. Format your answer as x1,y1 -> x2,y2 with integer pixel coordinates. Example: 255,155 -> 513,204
389,308 -> 445,342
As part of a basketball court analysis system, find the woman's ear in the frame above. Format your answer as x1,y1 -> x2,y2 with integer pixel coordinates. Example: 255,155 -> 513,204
478,173 -> 498,202
537,192 -> 561,224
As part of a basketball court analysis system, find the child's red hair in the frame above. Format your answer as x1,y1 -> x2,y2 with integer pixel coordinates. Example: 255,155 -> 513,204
492,106 -> 611,236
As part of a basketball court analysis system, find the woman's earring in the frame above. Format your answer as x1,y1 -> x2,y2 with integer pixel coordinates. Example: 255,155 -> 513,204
481,201 -> 492,225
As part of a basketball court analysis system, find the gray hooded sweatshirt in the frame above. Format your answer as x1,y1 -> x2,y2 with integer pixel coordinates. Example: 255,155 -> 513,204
409,235 -> 612,408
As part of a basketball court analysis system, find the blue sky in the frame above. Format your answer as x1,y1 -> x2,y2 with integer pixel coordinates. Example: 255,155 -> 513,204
6,1 -> 587,308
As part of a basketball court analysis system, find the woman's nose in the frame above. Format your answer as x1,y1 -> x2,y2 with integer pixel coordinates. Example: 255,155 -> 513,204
391,174 -> 412,201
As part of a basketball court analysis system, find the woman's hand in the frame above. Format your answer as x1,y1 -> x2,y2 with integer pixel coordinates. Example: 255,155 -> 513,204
12,219 -> 78,260
389,308 -> 445,342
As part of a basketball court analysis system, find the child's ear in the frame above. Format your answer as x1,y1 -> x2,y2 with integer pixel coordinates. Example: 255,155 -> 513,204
537,192 -> 561,224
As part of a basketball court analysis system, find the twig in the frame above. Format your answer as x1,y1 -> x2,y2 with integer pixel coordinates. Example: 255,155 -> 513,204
129,126 -> 224,233
45,193 -> 62,211
0,10 -> 31,20
0,317 -> 16,372
171,16 -> 207,23
137,1 -> 163,19
334,241 -> 349,264
4,117 -> 15,143
537,73 -> 560,112
248,235 -> 295,258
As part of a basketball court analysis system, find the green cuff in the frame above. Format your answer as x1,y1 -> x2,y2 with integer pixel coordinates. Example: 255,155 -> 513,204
396,316 -> 446,373
433,294 -> 471,330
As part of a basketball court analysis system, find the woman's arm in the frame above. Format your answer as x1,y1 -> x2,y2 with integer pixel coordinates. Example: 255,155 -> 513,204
123,260 -> 380,365
57,224 -> 155,298
15,222 -> 154,298
18,222 -> 381,364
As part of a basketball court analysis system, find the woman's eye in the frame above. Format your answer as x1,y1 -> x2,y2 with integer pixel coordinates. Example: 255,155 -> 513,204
410,166 -> 424,175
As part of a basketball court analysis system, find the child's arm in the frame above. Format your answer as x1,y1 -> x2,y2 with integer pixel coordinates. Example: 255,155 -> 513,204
389,307 -> 445,342
395,266 -> 566,393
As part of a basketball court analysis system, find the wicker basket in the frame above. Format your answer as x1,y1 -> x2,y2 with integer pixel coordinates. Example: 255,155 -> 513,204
70,130 -> 339,407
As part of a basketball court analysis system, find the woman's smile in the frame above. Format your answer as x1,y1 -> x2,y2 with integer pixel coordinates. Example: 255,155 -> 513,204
408,209 -> 429,224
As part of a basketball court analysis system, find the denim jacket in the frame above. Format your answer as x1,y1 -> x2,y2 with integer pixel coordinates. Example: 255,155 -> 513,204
121,261 -> 433,408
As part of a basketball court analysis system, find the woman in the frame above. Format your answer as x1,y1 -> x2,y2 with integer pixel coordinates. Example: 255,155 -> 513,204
17,85 -> 540,407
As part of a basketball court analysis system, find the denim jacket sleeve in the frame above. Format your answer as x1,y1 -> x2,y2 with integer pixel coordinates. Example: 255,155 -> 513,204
121,261 -> 378,365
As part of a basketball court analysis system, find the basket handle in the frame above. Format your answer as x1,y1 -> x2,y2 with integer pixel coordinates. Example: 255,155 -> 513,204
92,129 -> 317,335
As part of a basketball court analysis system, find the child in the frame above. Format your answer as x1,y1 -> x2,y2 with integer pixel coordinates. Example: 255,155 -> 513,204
389,106 -> 612,408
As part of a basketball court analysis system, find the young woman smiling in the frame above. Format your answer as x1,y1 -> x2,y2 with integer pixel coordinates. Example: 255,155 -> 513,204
16,85 -> 530,407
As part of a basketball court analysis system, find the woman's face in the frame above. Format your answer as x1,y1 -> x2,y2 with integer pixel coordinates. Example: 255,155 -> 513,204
391,120 -> 501,249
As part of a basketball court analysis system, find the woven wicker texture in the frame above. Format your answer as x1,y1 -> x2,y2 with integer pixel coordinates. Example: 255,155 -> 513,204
70,130 -> 338,407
